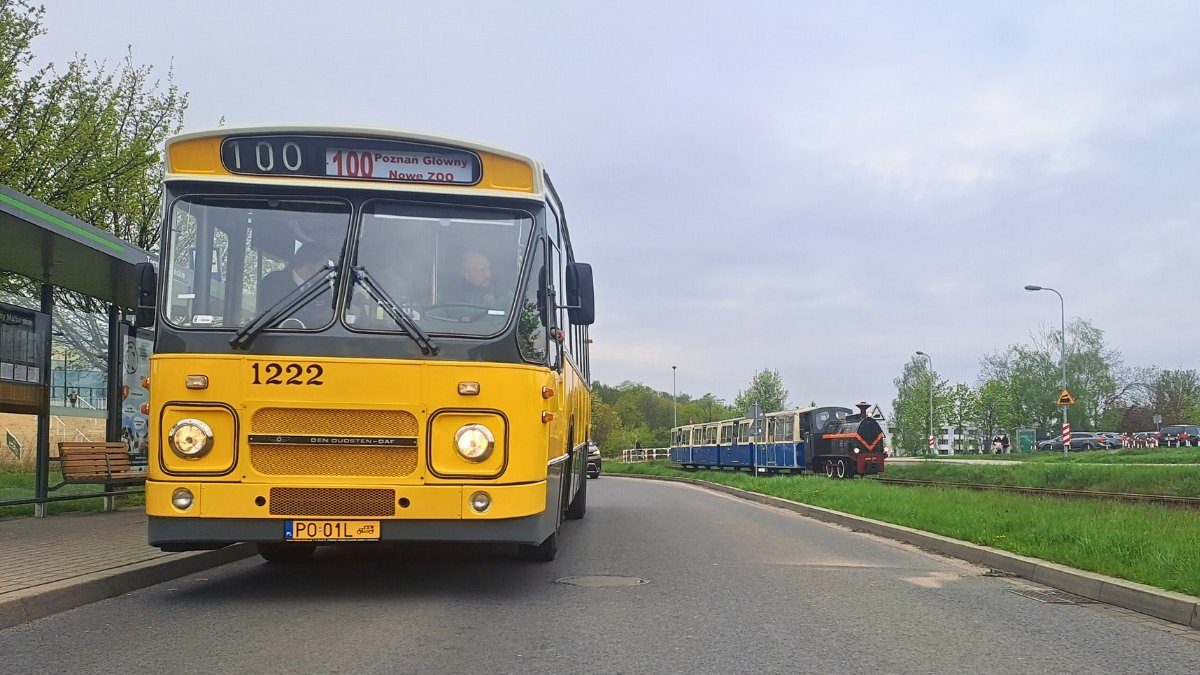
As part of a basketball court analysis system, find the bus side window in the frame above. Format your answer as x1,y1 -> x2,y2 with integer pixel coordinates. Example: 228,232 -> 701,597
517,243 -> 549,364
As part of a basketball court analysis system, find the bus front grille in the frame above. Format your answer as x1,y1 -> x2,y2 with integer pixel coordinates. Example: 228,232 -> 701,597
269,487 -> 396,517
253,408 -> 419,435
250,408 -> 420,477
250,445 -> 418,476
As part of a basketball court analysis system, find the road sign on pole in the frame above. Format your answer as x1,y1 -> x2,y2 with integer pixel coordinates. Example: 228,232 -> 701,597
1057,389 -> 1075,406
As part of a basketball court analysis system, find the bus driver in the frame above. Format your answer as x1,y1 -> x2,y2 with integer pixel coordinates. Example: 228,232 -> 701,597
447,249 -> 500,308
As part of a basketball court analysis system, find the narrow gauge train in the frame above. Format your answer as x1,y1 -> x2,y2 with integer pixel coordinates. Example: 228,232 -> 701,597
669,402 -> 887,478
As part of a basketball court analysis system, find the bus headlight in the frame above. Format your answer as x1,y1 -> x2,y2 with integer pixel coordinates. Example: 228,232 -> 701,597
454,424 -> 495,462
168,419 -> 213,459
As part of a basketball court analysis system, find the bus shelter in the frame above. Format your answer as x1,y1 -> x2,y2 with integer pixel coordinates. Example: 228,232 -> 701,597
0,184 -> 155,515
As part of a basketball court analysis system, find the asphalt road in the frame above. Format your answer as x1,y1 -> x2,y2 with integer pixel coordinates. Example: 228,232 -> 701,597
2,477 -> 1198,674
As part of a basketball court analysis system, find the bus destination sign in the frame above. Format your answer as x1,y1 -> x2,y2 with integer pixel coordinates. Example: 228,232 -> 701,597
325,147 -> 474,184
219,135 -> 481,186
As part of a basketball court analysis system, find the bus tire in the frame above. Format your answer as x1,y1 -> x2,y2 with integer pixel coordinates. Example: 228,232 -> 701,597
518,531 -> 558,562
257,543 -> 315,563
566,472 -> 587,520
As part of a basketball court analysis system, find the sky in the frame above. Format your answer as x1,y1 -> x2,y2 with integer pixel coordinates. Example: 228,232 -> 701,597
30,1 -> 1200,414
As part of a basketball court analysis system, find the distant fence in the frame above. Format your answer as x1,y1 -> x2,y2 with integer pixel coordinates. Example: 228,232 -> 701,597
53,385 -> 109,411
620,447 -> 670,463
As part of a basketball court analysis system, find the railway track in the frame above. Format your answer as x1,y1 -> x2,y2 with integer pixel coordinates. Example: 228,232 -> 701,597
874,478 -> 1200,510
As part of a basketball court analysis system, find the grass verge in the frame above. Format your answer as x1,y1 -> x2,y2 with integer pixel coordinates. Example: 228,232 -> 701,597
0,469 -> 144,519
607,461 -> 1200,598
885,462 -> 1200,497
913,447 -> 1200,464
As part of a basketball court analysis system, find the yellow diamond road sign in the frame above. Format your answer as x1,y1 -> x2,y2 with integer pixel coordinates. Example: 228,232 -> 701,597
1057,389 -> 1075,406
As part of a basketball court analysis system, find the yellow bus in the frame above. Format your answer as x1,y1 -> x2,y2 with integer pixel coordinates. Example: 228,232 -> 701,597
134,126 -> 595,562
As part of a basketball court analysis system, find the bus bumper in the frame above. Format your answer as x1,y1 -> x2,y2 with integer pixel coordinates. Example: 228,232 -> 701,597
147,479 -> 559,550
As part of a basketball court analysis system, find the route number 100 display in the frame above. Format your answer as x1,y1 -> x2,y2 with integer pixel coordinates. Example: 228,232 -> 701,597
220,135 -> 478,184
227,139 -> 304,173
328,150 -> 375,177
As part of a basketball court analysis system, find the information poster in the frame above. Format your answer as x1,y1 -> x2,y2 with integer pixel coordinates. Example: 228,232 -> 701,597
120,325 -> 153,456
0,301 -> 49,414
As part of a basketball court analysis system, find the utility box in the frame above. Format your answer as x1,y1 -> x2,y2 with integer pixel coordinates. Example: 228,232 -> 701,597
1017,428 -> 1036,453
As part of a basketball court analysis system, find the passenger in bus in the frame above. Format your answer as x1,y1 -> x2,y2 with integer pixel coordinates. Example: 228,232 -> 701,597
258,244 -> 332,325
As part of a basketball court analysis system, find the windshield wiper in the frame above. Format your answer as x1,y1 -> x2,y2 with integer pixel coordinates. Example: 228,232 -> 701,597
229,264 -> 337,349
352,266 -> 439,356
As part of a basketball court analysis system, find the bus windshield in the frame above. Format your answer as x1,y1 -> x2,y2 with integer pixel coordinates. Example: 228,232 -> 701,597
163,193 -> 535,339
164,196 -> 351,329
347,200 -> 533,337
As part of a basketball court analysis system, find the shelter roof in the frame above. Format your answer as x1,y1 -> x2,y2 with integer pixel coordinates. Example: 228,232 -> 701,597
0,184 -> 154,308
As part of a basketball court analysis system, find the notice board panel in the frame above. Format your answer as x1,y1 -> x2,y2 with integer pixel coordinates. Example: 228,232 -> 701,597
0,301 -> 49,414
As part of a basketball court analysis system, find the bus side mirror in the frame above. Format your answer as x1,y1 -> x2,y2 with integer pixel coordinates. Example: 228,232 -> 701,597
565,262 -> 595,326
134,261 -> 157,327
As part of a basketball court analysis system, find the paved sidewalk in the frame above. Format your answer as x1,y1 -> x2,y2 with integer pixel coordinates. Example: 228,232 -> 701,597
0,508 -> 253,629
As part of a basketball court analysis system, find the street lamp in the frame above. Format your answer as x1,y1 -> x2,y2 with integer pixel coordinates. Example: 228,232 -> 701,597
672,365 -> 677,429
915,351 -> 934,454
1025,284 -> 1068,459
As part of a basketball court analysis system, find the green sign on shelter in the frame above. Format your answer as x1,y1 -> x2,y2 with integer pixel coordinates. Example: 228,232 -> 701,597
5,429 -> 20,460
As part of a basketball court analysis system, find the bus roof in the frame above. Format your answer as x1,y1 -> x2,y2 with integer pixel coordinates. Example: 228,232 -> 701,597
163,125 -> 548,197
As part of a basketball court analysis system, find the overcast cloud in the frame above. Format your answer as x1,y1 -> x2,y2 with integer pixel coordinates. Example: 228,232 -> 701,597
33,1 -> 1200,413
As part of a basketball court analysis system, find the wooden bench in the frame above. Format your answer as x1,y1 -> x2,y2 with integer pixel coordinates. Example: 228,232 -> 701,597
55,442 -> 146,510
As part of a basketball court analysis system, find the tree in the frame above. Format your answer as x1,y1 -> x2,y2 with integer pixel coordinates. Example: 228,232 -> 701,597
945,383 -> 979,453
0,0 -> 188,369
981,341 -> 1059,430
975,379 -> 1016,451
891,356 -> 948,455
733,368 -> 788,414
979,319 -> 1123,433
1064,318 -> 1119,429
590,393 -> 623,452
1151,369 -> 1200,425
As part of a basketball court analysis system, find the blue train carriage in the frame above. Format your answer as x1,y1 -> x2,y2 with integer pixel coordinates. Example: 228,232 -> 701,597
691,421 -> 720,466
754,408 -> 813,473
809,402 -> 888,479
713,418 -> 743,468
669,424 -> 696,465
669,418 -> 739,469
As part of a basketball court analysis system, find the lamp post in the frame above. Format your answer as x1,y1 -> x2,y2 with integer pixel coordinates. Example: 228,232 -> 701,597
672,365 -> 677,429
1024,284 -> 1068,459
915,351 -> 934,454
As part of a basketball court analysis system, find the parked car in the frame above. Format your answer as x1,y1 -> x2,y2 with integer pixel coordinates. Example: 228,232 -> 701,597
1095,432 -> 1124,449
1158,425 -> 1200,447
1037,431 -> 1107,451
1131,431 -> 1158,448
586,441 -> 602,478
